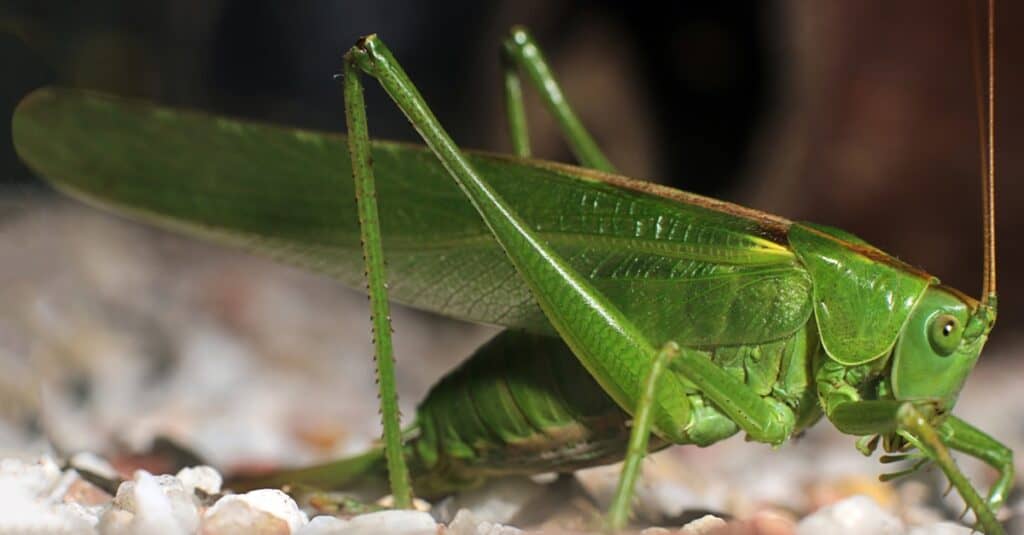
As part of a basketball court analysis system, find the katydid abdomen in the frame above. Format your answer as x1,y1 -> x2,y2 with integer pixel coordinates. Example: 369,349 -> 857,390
405,322 -> 822,497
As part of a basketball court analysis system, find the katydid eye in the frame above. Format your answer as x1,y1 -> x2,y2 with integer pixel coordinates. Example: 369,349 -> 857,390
928,314 -> 961,356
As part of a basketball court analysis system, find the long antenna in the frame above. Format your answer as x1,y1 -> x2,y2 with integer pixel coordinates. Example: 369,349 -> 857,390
969,0 -> 987,207
980,0 -> 997,301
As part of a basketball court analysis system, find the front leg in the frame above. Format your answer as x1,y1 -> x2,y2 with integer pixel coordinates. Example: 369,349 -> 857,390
942,415 -> 1014,514
829,400 -> 1005,534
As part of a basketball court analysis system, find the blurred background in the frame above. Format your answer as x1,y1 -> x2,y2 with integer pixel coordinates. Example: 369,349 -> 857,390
1,0 -> 1023,529
2,1 -> 1022,326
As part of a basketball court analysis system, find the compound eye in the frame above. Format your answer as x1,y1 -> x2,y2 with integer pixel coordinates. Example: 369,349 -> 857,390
928,313 -> 961,356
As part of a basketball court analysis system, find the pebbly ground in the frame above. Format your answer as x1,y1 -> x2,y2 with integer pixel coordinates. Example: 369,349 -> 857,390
1,200 -> 1022,534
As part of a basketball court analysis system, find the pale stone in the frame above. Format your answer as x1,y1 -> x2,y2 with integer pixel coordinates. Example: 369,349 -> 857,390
447,509 -> 522,535
201,489 -> 308,534
375,494 -> 432,512
175,465 -> 223,495
441,477 -> 540,524
680,514 -> 728,535
0,456 -> 98,534
69,452 -> 119,481
98,470 -> 199,535
297,515 -> 350,534
796,495 -> 902,535
332,510 -> 437,535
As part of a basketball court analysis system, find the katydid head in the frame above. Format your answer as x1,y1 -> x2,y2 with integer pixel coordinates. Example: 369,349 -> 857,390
890,286 -> 995,408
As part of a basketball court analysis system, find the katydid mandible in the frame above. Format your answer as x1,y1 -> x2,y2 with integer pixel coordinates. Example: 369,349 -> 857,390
10,5 -> 1009,533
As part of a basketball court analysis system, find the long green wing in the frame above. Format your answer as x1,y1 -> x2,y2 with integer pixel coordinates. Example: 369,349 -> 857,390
12,88 -> 812,347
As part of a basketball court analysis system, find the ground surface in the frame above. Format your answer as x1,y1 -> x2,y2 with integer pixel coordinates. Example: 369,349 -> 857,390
1,200 -> 1022,534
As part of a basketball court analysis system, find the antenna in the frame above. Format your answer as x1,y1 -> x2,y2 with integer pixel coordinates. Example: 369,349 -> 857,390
975,0 -> 997,302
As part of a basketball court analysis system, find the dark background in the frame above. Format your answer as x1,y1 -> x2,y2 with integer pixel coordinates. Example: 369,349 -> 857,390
2,0 -> 1022,342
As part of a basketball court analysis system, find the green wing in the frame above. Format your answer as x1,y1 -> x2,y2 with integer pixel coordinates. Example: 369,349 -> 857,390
13,88 -> 812,347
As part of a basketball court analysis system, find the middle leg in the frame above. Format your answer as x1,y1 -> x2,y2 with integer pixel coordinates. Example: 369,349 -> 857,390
501,27 -> 617,172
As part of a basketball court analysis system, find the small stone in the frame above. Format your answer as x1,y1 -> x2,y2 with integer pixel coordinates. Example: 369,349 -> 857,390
0,455 -> 63,496
70,452 -> 120,481
98,508 -> 135,534
745,508 -> 797,535
529,472 -> 558,485
447,509 -> 521,535
176,465 -> 223,495
375,494 -> 432,512
202,489 -> 308,534
680,514 -> 728,535
98,469 -> 200,535
333,510 -> 437,535
201,498 -> 291,534
797,495 -> 902,535
441,476 -> 541,524
0,456 -> 98,534
298,515 -> 350,534
133,471 -> 191,532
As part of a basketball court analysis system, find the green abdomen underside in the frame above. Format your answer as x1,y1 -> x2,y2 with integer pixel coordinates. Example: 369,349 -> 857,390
408,326 -> 821,496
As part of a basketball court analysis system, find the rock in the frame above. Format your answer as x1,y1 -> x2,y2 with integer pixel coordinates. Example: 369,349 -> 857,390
70,452 -> 120,481
741,509 -> 797,535
680,514 -> 728,535
331,510 -> 437,535
175,465 -> 223,495
375,494 -> 432,512
201,489 -> 308,534
0,455 -> 62,496
447,509 -> 521,535
0,456 -> 99,534
297,515 -> 349,534
440,477 -> 541,524
98,470 -> 200,535
796,495 -> 902,535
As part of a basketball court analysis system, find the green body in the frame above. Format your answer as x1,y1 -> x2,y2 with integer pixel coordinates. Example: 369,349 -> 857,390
12,82 -> 1010,532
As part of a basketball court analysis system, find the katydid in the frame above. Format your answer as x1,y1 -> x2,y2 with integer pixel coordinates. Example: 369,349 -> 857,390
10,5 -> 1010,533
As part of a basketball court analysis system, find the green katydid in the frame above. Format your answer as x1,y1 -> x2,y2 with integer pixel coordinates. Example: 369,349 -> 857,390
10,4 -> 1010,533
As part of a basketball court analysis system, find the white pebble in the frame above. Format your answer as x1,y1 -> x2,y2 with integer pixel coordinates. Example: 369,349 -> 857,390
330,510 -> 436,535
680,514 -> 728,535
440,476 -> 540,524
132,471 -> 190,533
797,495 -> 903,535
175,466 -> 223,495
447,509 -> 521,535
0,455 -> 62,496
70,452 -> 119,481
0,456 -> 97,534
201,489 -> 308,534
375,494 -> 432,512
99,470 -> 200,535
297,515 -> 350,534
